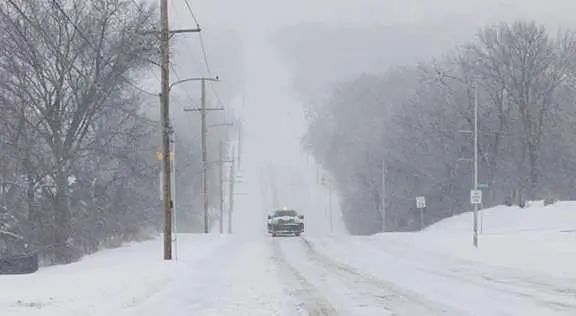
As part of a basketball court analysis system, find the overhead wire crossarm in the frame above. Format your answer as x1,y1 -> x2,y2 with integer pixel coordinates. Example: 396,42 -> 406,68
170,28 -> 201,35
184,106 -> 225,112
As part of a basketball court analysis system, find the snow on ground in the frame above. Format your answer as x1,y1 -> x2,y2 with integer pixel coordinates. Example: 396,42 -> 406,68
2,202 -> 576,315
303,201 -> 576,315
427,200 -> 576,234
0,235 -> 290,316
418,201 -> 576,278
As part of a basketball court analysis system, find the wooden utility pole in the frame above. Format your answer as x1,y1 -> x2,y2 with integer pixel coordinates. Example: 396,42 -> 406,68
328,180 -> 334,234
183,78 -> 222,233
321,175 -> 334,234
228,147 -> 236,234
218,141 -> 224,234
159,0 -> 172,260
200,79 -> 209,234
237,119 -> 243,170
158,1 -> 201,259
209,124 -> 233,234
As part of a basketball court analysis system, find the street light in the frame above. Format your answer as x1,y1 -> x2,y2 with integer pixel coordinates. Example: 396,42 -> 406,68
169,76 -> 219,92
456,84 -> 481,248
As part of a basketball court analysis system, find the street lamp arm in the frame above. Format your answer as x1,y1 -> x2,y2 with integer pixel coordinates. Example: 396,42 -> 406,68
169,77 -> 219,91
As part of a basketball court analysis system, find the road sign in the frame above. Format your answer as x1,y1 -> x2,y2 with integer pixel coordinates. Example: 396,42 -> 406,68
470,189 -> 482,205
478,183 -> 489,189
416,196 -> 426,209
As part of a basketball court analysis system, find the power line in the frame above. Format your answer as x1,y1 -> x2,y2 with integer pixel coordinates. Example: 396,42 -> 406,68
197,31 -> 213,77
157,0 -> 223,109
182,0 -> 201,27
181,0 -> 224,106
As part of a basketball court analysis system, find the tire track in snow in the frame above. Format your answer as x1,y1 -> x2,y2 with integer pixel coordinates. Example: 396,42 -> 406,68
271,239 -> 340,316
299,238 -> 463,316
356,238 -> 576,313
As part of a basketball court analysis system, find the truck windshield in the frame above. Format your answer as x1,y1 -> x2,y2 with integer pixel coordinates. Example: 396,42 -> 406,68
274,210 -> 297,217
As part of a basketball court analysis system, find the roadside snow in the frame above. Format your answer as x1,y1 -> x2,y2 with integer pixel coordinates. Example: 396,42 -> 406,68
0,235 -> 289,316
127,237 -> 291,316
303,201 -> 576,315
419,201 -> 576,278
427,200 -> 576,234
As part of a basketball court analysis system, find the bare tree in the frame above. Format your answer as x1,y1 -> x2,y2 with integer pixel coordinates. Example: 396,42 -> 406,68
467,22 -> 576,196
304,21 -> 576,233
0,0 -> 156,263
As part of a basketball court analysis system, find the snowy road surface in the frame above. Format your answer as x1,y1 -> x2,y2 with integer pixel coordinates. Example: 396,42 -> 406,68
2,232 -> 575,315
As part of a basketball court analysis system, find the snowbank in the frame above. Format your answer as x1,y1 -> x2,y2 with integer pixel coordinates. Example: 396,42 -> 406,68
0,235 -> 230,316
368,201 -> 576,278
426,200 -> 576,234
303,202 -> 576,314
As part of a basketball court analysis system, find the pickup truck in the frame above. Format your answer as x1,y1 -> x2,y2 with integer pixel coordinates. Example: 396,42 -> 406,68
267,209 -> 304,237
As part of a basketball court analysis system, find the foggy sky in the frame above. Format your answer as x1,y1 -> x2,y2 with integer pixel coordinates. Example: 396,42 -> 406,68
167,0 -> 576,102
162,0 -> 576,234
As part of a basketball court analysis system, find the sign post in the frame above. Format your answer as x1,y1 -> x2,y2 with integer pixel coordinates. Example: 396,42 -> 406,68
471,189 -> 482,247
416,196 -> 426,231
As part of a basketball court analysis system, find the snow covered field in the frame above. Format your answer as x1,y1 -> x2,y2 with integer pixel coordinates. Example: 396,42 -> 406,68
1,202 -> 575,315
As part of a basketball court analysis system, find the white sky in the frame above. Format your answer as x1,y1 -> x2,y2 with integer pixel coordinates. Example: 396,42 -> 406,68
170,0 -> 576,30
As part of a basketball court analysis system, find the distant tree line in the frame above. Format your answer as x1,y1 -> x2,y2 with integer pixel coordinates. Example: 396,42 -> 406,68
0,0 -> 165,264
305,21 -> 576,234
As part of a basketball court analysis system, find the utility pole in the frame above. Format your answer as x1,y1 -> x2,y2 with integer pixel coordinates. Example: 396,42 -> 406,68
321,175 -> 334,234
201,78 -> 209,234
209,123 -> 233,234
171,133 -> 178,260
381,159 -> 386,232
473,84 -> 479,248
183,77 -> 222,234
158,0 -> 201,260
228,147 -> 236,234
218,141 -> 225,234
237,91 -> 246,170
328,180 -> 334,234
159,0 -> 172,260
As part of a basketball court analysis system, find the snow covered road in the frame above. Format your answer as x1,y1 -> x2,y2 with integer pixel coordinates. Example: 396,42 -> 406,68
275,237 -> 459,315
299,235 -> 576,315
2,224 -> 576,315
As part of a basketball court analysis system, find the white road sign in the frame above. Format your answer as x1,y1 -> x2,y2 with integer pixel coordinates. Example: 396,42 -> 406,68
470,189 -> 482,205
416,196 -> 426,209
